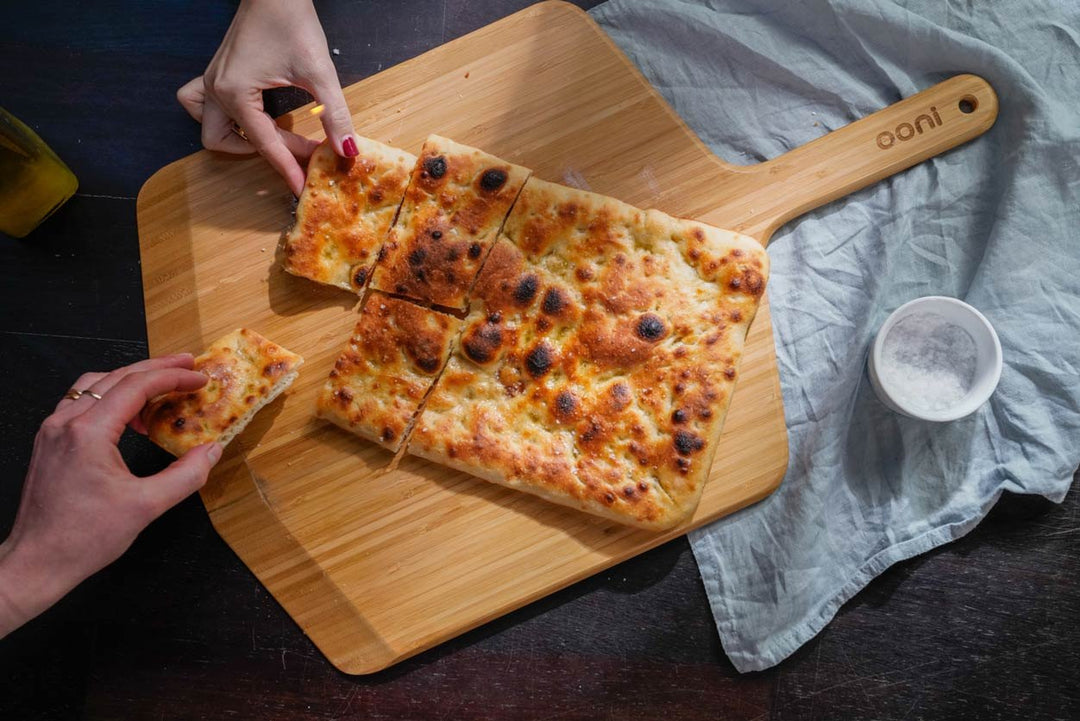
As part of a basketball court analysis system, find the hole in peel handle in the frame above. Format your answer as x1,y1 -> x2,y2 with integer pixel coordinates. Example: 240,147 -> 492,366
743,74 -> 999,243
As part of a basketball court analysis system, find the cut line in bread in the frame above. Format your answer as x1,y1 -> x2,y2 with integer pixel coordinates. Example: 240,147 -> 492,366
369,135 -> 531,310
317,292 -> 462,454
283,139 -> 416,294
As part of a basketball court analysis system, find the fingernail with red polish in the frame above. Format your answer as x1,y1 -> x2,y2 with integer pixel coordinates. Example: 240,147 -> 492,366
342,136 -> 358,157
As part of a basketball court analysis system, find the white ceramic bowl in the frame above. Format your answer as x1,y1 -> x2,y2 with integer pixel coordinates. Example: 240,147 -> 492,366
868,296 -> 1002,422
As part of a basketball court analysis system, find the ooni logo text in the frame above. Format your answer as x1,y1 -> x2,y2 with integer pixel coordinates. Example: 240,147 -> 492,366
876,107 -> 943,149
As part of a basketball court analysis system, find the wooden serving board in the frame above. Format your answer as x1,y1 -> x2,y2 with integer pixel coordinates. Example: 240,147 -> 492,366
137,2 -> 997,674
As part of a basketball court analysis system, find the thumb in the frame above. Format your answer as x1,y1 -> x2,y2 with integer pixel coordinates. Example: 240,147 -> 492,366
177,76 -> 207,122
311,73 -> 358,158
144,442 -> 223,514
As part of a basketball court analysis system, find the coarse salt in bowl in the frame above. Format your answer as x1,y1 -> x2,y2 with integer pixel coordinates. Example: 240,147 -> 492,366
868,296 -> 1002,422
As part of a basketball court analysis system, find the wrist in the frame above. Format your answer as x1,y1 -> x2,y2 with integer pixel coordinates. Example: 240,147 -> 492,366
0,536 -> 67,638
241,0 -> 315,11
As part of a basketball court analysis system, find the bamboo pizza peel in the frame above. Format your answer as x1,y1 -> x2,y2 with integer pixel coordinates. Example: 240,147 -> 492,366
137,1 -> 997,674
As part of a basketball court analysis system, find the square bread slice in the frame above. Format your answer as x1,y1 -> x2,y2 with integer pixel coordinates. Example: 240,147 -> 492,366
408,178 -> 769,530
368,135 -> 530,310
144,328 -> 303,456
283,138 -> 416,293
317,292 -> 462,453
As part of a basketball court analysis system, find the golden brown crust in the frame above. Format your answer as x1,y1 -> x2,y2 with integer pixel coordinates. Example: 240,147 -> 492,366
144,329 -> 303,456
409,178 -> 769,530
317,292 -> 462,452
283,139 -> 415,293
369,135 -> 530,309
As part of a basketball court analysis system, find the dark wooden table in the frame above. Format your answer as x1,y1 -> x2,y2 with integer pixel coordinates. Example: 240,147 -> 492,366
1,2 -> 1077,719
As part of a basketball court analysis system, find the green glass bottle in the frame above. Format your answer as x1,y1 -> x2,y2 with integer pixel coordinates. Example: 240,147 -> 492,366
0,107 -> 78,238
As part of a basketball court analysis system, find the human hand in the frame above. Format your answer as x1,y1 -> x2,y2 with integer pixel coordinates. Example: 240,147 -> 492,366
0,355 -> 223,637
176,0 -> 358,195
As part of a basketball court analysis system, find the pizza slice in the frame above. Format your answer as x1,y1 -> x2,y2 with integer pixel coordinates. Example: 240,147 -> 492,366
368,135 -> 530,310
144,328 -> 303,456
409,178 -> 768,530
317,292 -> 462,453
282,138 -> 415,293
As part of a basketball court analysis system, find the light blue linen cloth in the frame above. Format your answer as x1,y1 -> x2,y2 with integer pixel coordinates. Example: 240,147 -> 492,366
591,0 -> 1080,672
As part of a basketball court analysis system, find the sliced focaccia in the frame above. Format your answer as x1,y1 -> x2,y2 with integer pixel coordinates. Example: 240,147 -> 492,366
369,135 -> 530,309
317,292 -> 462,452
408,178 -> 768,530
144,328 -> 303,456
283,138 -> 415,293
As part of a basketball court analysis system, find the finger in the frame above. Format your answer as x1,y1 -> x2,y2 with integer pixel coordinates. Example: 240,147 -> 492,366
141,442 -> 223,516
231,104 -> 308,195
92,354 -> 196,432
54,372 -> 108,413
309,72 -> 357,158
206,104 -> 316,163
86,368 -> 208,441
201,99 -> 257,155
280,129 -> 321,166
177,76 -> 207,122
90,354 -> 196,397
53,355 -> 195,418
121,356 -> 200,436
129,414 -> 149,436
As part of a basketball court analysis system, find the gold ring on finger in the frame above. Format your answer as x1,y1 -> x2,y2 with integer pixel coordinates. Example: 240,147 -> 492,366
231,123 -> 250,142
64,388 -> 103,401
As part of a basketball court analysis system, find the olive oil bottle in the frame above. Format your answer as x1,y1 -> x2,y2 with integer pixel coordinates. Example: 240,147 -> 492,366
0,107 -> 77,238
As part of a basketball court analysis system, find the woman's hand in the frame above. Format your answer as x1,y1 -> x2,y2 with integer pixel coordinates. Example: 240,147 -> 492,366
0,355 -> 223,638
176,0 -> 358,195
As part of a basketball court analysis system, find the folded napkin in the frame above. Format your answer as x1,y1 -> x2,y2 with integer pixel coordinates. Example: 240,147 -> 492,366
591,0 -> 1080,671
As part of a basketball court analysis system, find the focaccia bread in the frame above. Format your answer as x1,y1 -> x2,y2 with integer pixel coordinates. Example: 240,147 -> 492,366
317,292 -> 462,452
144,328 -> 303,456
369,135 -> 530,309
283,139 -> 415,293
408,178 -> 768,530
